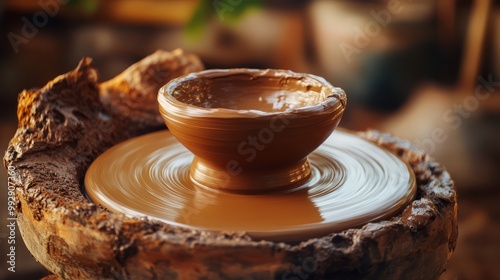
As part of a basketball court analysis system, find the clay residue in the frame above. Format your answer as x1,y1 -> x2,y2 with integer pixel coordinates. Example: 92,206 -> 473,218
170,70 -> 328,112
100,49 -> 204,129
161,69 -> 347,118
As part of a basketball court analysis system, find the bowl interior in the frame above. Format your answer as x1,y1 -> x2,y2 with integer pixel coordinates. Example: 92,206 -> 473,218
169,70 -> 331,113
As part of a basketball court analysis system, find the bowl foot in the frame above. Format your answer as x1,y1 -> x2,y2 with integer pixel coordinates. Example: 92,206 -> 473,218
189,156 -> 312,193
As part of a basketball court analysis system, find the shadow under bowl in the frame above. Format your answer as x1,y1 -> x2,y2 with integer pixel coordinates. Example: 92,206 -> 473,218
158,69 -> 346,193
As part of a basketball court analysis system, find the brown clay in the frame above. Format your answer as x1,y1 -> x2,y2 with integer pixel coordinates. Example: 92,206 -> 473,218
158,69 -> 347,192
4,50 -> 457,279
85,129 -> 416,242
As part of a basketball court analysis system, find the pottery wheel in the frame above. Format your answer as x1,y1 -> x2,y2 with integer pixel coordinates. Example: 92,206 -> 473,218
85,129 -> 416,241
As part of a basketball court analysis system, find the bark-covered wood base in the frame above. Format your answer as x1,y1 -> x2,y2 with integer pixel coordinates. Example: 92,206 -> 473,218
4,50 -> 457,280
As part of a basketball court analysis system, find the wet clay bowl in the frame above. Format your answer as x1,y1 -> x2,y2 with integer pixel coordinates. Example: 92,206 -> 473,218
158,69 -> 347,192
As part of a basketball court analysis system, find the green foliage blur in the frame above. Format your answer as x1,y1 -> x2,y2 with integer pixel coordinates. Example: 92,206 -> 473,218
185,0 -> 262,41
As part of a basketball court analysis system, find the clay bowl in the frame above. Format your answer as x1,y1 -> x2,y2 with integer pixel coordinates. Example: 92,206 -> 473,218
158,69 -> 347,192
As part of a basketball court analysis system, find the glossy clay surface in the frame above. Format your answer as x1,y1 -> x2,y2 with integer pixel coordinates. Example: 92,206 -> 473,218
85,130 -> 416,242
158,69 -> 346,192
163,69 -> 345,114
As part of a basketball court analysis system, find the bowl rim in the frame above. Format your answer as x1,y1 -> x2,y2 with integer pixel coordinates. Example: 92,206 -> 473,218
158,68 -> 347,119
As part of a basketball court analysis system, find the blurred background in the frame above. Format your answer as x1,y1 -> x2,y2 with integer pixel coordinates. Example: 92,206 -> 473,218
1,0 -> 499,279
